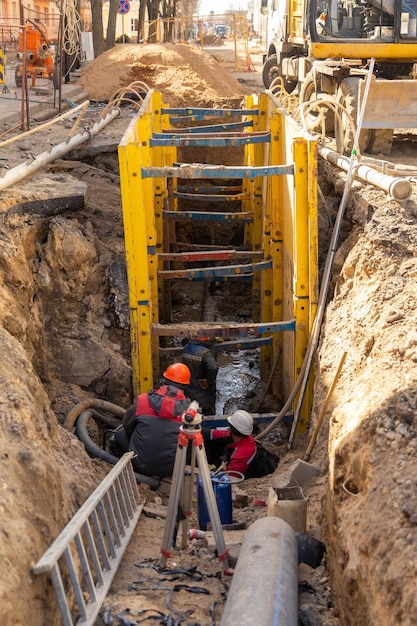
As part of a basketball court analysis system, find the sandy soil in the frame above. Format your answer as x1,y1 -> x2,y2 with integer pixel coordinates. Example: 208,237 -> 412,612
0,41 -> 416,626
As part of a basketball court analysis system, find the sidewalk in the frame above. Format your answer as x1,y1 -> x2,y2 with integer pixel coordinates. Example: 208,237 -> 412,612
0,80 -> 89,129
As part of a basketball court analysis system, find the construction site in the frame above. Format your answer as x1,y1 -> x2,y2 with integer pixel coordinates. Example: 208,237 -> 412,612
1,2 -> 417,625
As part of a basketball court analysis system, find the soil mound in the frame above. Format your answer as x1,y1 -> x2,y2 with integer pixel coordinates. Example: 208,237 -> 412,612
77,42 -> 252,106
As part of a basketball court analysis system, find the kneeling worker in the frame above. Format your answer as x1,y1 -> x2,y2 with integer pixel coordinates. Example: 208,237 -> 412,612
114,363 -> 191,478
203,409 -> 256,477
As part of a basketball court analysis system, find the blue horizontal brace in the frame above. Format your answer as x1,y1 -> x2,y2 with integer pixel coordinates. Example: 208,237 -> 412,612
159,336 -> 272,356
142,164 -> 294,179
158,250 -> 264,262
173,192 -> 248,201
163,210 -> 253,223
153,130 -> 267,139
160,274 -> 254,282
158,260 -> 272,280
150,133 -> 270,148
137,300 -> 150,306
152,319 -> 296,338
177,185 -> 242,193
162,107 -> 259,117
168,120 -> 254,134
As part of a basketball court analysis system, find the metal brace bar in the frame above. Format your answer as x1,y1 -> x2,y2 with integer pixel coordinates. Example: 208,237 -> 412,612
162,106 -> 259,117
150,132 -> 270,148
165,120 -> 254,133
160,335 -> 273,356
158,260 -> 272,280
142,163 -> 294,179
177,185 -> 242,192
157,250 -> 263,262
152,319 -> 297,338
173,191 -> 249,201
163,210 -> 253,223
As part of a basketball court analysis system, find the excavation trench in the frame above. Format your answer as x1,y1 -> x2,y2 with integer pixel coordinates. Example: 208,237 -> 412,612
2,85 -> 417,626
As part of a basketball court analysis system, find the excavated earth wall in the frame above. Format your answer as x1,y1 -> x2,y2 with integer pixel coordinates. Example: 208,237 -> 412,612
313,168 -> 417,625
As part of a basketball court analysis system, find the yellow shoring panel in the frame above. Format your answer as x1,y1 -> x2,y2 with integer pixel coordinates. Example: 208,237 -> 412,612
292,137 -> 311,432
242,95 -> 261,321
250,92 -> 268,324
260,102 -> 283,386
119,90 -> 318,422
118,91 -> 160,395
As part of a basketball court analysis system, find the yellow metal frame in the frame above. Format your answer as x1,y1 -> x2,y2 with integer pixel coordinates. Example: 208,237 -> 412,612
118,90 -> 318,431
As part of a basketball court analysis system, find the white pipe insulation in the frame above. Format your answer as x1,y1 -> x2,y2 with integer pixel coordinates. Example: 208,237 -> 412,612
220,517 -> 298,626
0,108 -> 120,193
319,146 -> 413,201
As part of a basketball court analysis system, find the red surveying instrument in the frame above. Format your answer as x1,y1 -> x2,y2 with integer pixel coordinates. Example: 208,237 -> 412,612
159,401 -> 234,575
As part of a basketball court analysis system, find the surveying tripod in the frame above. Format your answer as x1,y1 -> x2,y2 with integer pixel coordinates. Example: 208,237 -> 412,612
159,401 -> 233,575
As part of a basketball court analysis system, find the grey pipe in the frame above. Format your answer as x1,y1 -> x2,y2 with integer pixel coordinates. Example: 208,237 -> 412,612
319,146 -> 412,201
220,517 -> 298,626
0,107 -> 120,192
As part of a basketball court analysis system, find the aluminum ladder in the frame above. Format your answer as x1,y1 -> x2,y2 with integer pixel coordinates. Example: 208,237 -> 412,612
32,452 -> 142,626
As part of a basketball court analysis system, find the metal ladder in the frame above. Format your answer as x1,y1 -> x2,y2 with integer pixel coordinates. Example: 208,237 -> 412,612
32,453 -> 142,626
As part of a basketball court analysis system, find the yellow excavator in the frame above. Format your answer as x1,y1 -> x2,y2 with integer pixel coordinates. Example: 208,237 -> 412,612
261,0 -> 417,152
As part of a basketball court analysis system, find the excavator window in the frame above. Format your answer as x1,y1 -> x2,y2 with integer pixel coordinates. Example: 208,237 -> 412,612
312,0 -> 417,40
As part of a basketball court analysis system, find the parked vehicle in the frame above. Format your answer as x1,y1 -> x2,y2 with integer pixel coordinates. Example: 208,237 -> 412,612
261,0 -> 417,153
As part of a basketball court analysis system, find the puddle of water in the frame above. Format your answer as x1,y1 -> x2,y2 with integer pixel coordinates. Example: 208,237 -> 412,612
215,349 -> 262,414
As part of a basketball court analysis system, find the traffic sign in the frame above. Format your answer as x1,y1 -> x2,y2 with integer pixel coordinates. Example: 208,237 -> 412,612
117,0 -> 130,14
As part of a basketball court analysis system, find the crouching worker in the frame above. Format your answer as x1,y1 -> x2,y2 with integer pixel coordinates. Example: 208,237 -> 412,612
114,363 -> 191,478
203,409 -> 256,478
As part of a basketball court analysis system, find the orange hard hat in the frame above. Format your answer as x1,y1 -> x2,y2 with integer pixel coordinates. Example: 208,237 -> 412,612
163,362 -> 191,385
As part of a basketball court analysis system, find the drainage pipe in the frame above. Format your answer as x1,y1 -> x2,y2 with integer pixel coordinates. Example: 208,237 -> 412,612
0,107 -> 120,192
319,146 -> 412,201
220,517 -> 298,626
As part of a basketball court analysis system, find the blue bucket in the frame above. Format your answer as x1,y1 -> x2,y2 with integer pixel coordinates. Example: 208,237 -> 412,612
197,472 -> 233,531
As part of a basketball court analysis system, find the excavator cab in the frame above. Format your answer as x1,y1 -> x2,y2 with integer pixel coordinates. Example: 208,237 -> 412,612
310,0 -> 417,43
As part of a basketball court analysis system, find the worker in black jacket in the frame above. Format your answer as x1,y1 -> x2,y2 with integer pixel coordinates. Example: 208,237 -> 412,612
114,363 -> 191,478
181,336 -> 218,415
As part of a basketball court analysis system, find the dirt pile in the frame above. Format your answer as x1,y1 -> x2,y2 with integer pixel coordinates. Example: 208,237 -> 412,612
77,43 -> 252,106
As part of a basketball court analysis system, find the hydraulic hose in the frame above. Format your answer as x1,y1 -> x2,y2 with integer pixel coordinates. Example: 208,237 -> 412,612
75,410 -> 160,490
63,398 -> 126,431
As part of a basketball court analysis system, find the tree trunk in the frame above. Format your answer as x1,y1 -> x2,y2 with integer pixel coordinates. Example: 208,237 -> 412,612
137,0 -> 147,43
91,0 -> 105,58
106,0 -> 119,49
146,0 -> 160,43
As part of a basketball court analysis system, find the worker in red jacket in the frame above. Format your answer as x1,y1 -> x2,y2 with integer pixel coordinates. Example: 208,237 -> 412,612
203,410 -> 257,477
114,362 -> 191,478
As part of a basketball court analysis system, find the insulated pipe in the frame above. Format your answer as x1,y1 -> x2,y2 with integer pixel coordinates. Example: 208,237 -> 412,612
220,517 -> 298,626
0,107 -> 120,192
319,146 -> 412,201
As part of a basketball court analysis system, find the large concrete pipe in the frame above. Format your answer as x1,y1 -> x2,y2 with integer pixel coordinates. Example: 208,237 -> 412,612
319,146 -> 412,201
220,517 -> 298,626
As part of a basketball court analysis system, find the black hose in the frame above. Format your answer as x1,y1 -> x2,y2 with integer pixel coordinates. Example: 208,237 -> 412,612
64,398 -> 126,430
75,410 -> 160,491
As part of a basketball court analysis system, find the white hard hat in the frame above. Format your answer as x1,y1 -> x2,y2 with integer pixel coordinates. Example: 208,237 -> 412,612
227,410 -> 253,436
